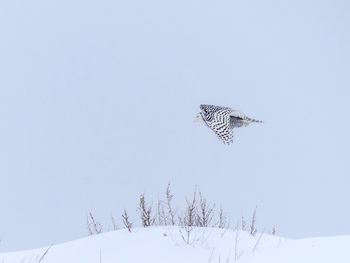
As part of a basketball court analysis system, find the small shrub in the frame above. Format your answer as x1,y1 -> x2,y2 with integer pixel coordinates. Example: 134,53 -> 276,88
84,183 -> 273,239
86,212 -> 103,235
196,192 -> 215,227
138,193 -> 155,227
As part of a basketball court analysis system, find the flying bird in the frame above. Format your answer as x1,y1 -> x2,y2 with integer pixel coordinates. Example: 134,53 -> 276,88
195,104 -> 263,145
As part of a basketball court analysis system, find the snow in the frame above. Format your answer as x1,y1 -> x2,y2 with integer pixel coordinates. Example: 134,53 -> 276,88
1,227 -> 349,263
240,235 -> 350,263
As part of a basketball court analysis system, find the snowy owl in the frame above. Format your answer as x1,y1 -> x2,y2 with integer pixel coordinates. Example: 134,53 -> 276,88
195,104 -> 263,145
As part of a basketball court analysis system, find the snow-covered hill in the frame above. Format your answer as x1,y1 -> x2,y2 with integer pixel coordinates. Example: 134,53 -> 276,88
1,227 -> 349,263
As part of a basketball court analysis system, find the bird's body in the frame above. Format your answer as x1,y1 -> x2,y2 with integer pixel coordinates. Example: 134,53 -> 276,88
196,104 -> 262,145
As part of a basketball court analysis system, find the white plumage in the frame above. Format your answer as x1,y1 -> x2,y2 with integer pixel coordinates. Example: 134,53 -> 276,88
196,104 -> 262,145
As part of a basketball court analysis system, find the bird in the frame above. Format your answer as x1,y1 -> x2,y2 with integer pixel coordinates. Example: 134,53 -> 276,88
195,104 -> 263,145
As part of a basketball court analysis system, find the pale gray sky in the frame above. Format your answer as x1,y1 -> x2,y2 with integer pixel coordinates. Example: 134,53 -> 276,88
0,0 -> 350,252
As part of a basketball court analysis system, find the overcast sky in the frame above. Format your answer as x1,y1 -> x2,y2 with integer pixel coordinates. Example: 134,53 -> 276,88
0,0 -> 349,252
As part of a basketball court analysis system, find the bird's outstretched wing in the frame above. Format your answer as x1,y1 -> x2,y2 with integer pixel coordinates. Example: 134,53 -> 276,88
200,104 -> 234,145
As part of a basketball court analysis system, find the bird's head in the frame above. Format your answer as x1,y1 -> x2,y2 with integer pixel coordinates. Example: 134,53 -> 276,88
193,113 -> 203,123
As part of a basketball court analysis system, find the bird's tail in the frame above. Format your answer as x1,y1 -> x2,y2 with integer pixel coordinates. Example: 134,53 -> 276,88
246,117 -> 263,124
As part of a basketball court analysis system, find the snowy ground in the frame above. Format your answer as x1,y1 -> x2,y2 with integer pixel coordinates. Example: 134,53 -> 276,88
1,227 -> 349,263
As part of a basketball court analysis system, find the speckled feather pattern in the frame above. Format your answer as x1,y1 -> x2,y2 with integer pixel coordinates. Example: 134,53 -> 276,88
198,104 -> 262,145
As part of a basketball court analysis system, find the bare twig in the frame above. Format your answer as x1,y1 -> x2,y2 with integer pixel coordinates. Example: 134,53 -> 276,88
165,183 -> 176,225
234,225 -> 239,262
241,216 -> 246,231
249,206 -> 258,236
180,190 -> 197,244
111,214 -> 119,231
37,244 -> 52,263
122,209 -> 133,232
252,230 -> 264,253
272,225 -> 276,235
157,197 -> 165,226
217,208 -> 227,229
207,247 -> 215,263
